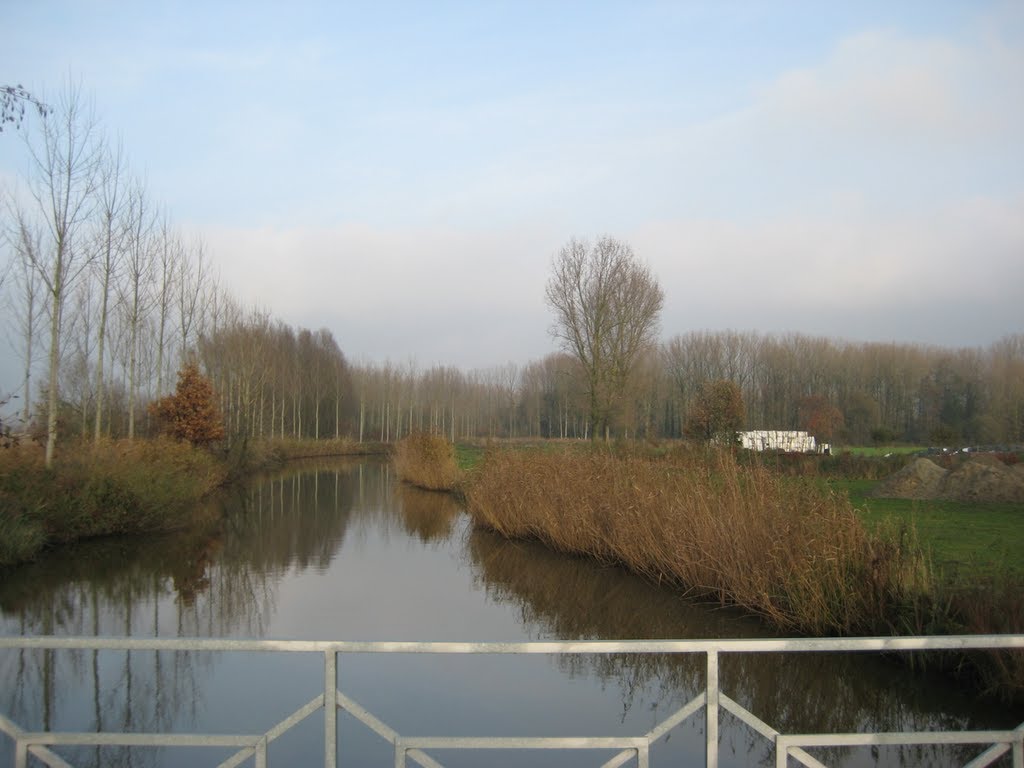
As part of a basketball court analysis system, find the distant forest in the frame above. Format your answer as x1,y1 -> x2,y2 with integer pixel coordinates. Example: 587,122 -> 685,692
199,323 -> 1024,447
5,85 -> 1022,449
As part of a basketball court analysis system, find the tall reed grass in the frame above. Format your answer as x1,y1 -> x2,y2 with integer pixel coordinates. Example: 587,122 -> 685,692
464,446 -> 930,636
393,432 -> 461,491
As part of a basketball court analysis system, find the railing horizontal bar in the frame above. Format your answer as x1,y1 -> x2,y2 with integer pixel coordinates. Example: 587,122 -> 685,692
2,634 -> 1022,655
399,737 -> 648,749
646,693 -> 705,743
782,731 -> 1018,747
22,732 -> 258,748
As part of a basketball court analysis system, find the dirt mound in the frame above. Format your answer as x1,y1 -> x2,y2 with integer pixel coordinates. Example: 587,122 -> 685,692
870,458 -> 947,500
871,455 -> 1024,503
940,456 -> 1024,503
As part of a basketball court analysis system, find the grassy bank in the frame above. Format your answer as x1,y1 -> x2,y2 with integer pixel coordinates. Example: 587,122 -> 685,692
0,438 -> 228,566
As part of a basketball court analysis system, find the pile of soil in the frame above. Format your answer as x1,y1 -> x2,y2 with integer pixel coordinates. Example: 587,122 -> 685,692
871,458 -> 948,500
871,455 -> 1024,503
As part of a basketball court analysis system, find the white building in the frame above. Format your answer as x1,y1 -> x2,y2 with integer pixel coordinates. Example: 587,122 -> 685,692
739,430 -> 830,454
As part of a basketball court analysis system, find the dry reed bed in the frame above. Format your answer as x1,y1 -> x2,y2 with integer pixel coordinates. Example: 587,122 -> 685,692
393,432 -> 461,492
463,448 -> 928,636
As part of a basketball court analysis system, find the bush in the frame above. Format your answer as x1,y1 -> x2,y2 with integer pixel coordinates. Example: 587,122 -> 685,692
393,432 -> 461,491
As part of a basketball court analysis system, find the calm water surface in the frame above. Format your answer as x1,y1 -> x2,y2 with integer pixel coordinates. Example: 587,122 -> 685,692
0,459 -> 1019,767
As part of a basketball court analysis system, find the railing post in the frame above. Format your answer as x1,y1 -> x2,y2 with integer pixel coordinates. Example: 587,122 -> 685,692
325,650 -> 337,768
707,651 -> 719,768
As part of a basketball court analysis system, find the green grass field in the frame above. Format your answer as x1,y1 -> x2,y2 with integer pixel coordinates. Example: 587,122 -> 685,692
835,479 -> 1024,581
840,445 -> 927,457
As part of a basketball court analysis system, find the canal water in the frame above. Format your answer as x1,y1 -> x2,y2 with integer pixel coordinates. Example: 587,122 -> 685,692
0,459 -> 1018,767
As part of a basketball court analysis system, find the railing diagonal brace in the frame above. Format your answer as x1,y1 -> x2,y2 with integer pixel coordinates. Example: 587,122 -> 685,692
646,692 -> 706,744
719,694 -> 826,768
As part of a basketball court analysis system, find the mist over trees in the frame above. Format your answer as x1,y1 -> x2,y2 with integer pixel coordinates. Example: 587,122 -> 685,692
3,83 -> 1022,452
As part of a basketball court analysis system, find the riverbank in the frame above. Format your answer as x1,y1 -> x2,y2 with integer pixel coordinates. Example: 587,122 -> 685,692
0,437 -> 391,567
391,437 -> 1023,699
0,438 -> 227,566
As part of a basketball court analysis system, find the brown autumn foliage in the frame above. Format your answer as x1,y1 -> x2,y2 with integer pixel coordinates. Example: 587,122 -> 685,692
149,363 -> 225,447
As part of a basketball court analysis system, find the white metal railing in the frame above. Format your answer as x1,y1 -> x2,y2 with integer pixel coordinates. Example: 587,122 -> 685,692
1,635 -> 1022,768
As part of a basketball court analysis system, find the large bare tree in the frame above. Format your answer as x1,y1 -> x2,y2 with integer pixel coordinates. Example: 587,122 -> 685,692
545,236 -> 664,440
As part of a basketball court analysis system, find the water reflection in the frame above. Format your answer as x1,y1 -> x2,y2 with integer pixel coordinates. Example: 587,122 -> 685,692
467,527 -> 1021,766
397,485 -> 461,543
0,459 -> 1020,768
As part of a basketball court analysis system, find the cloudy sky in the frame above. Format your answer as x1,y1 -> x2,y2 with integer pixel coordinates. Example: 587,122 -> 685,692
2,1 -> 1022,372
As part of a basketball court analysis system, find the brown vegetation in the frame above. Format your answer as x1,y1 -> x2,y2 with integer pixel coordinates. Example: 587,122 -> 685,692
463,446 -> 927,635
0,438 -> 226,566
393,432 -> 461,491
149,363 -> 226,447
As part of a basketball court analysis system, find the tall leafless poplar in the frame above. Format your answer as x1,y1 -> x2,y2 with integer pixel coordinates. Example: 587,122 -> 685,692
120,178 -> 157,439
153,219 -> 181,398
92,140 -> 128,441
24,83 -> 101,465
5,210 -> 45,427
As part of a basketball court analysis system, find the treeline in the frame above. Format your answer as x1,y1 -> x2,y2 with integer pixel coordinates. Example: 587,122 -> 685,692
5,86 -> 1022,451
2,83 -> 231,456
344,331 -> 1024,446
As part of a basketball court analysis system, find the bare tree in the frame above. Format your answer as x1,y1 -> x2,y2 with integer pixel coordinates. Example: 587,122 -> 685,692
120,178 -> 157,439
153,217 -> 181,398
545,236 -> 664,440
5,209 -> 45,427
23,83 -> 101,465
92,139 -> 128,441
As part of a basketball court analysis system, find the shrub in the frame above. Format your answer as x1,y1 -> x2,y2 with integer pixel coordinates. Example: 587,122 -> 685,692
393,432 -> 461,491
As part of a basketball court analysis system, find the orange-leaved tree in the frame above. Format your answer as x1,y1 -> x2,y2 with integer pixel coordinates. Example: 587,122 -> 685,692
149,363 -> 225,447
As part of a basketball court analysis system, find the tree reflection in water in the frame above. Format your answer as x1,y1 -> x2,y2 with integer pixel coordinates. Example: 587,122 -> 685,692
0,459 -> 363,768
1,459 -> 1020,768
467,527 -> 1022,767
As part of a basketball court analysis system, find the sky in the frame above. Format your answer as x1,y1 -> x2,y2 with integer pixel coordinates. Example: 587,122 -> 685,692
2,0 -> 1022,374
